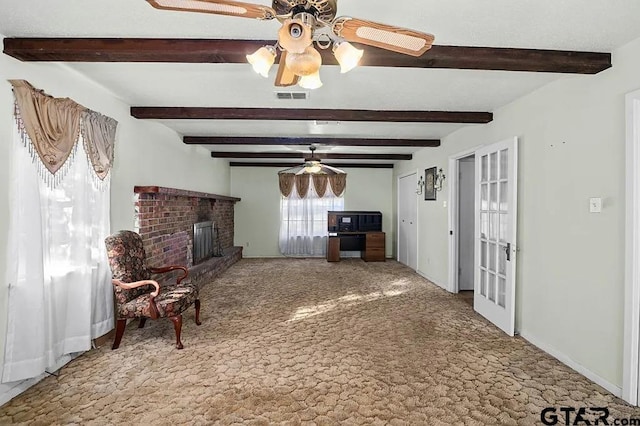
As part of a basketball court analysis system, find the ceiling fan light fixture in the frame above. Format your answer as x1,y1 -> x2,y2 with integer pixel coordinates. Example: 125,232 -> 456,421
280,146 -> 346,176
333,41 -> 364,73
304,160 -> 323,174
285,46 -> 322,77
298,70 -> 323,90
246,45 -> 276,77
278,18 -> 313,53
146,0 -> 436,89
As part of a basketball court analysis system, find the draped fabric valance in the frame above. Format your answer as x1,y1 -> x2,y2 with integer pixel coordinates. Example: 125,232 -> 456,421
278,173 -> 347,198
9,80 -> 118,186
329,174 -> 347,197
279,173 -> 295,197
11,80 -> 83,176
81,110 -> 117,181
312,174 -> 329,198
294,174 -> 310,199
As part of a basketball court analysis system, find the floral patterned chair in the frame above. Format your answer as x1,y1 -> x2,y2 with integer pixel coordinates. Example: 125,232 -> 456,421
105,230 -> 201,349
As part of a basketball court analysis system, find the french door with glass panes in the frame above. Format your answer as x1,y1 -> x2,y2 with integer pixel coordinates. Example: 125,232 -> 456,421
474,137 -> 518,336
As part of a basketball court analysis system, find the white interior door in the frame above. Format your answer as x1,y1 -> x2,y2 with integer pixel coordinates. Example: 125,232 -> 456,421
398,173 -> 418,269
407,183 -> 417,270
474,137 -> 518,336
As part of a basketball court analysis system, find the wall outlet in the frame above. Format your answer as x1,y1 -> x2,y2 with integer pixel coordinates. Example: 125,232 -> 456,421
589,197 -> 602,213
245,242 -> 250,247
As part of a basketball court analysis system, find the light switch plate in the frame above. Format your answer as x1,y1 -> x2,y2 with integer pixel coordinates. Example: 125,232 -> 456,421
589,197 -> 602,213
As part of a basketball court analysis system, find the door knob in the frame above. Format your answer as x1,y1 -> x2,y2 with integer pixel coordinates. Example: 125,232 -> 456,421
504,243 -> 511,261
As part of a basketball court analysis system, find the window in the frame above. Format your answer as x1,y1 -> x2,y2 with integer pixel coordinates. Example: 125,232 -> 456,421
3,135 -> 114,383
279,183 -> 344,256
3,81 -> 115,382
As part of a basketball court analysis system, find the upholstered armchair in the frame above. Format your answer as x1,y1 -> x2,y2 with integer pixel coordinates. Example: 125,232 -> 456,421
105,230 -> 201,349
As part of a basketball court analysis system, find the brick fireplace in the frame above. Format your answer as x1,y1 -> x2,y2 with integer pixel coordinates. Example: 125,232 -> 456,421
133,186 -> 243,287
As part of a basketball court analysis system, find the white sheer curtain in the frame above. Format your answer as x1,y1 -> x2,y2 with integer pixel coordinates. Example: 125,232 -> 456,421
2,123 -> 114,383
279,181 -> 344,256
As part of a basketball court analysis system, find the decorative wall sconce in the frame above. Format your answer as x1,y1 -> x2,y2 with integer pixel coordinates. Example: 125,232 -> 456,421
434,168 -> 446,192
424,167 -> 446,200
416,175 -> 425,195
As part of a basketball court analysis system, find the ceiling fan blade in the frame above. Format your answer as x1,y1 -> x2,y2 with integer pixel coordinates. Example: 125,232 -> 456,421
274,51 -> 300,87
332,17 -> 434,57
146,0 -> 276,20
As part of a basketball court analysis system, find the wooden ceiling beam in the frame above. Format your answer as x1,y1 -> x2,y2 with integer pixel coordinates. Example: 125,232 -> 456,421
230,162 -> 394,169
133,107 -> 491,123
184,136 -> 440,147
212,152 -> 412,160
3,38 -> 611,74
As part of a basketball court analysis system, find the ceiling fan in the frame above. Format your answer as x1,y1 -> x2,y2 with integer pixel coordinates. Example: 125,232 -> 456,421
146,0 -> 435,89
278,145 -> 345,175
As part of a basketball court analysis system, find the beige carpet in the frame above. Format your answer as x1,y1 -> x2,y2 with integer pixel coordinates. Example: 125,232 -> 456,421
1,258 -> 640,425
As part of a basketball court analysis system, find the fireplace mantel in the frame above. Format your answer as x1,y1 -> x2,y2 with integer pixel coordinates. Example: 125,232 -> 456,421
134,186 -> 241,203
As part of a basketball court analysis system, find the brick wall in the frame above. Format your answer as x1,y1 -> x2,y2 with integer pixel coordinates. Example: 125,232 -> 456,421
133,186 -> 240,268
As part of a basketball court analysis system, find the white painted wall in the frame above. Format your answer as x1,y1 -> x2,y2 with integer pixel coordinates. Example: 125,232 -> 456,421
0,40 -> 231,388
231,167 -> 283,256
395,35 -> 640,392
231,167 -> 394,257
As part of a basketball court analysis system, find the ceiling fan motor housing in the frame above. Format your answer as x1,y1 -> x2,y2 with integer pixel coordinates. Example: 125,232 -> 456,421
273,0 -> 337,23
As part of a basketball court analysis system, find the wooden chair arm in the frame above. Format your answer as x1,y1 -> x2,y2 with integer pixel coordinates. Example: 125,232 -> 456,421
112,279 -> 160,297
149,265 -> 189,284
112,279 -> 161,319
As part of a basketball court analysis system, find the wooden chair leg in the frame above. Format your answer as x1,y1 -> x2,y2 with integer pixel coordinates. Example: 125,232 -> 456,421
194,299 -> 202,326
138,317 -> 147,328
169,315 -> 184,349
112,319 -> 127,350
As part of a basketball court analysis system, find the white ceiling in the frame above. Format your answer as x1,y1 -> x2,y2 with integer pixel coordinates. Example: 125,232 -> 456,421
2,0 -> 640,164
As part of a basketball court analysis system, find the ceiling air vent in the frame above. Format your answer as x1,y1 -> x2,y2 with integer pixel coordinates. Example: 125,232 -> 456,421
274,91 -> 309,100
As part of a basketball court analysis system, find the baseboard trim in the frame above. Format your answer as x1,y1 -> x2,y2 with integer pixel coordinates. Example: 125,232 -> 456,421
416,269 -> 447,291
519,330 -> 622,398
